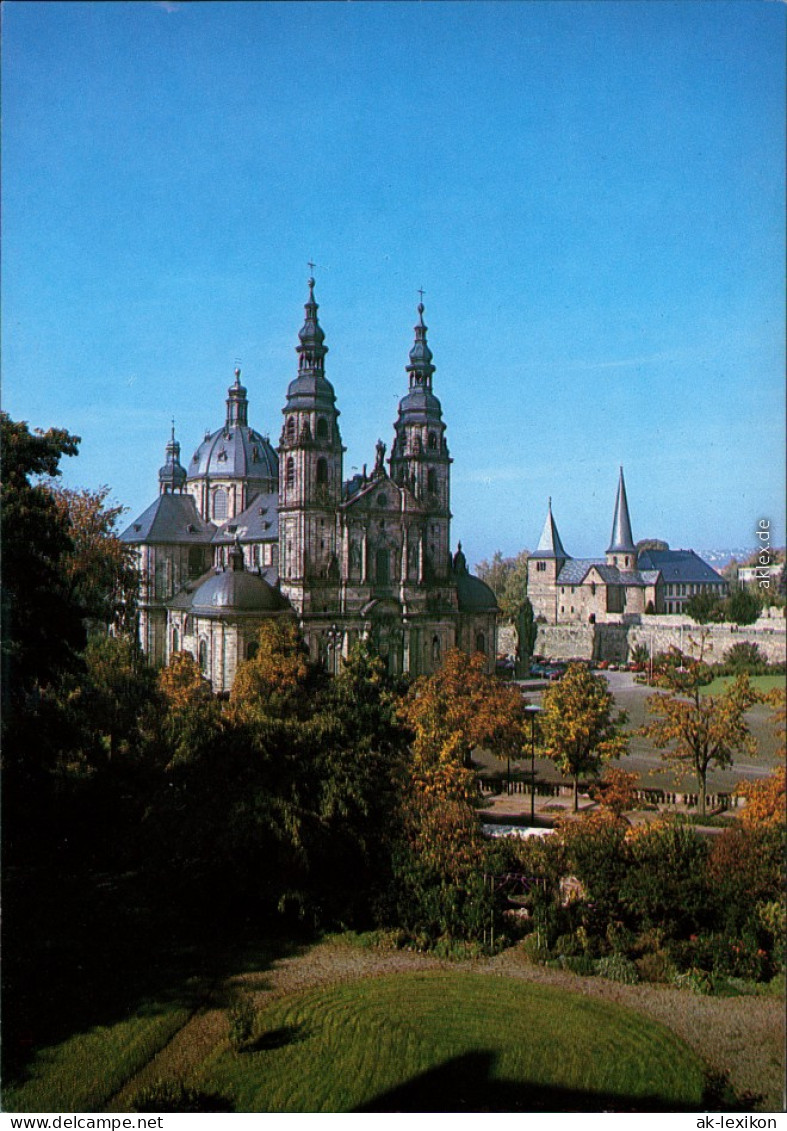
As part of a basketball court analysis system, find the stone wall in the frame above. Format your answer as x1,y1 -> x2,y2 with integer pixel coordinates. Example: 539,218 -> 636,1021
527,614 -> 786,665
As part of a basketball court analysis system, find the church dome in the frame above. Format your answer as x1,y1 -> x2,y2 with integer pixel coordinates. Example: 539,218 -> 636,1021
188,425 -> 278,484
455,572 -> 498,613
190,568 -> 290,616
187,368 -> 279,490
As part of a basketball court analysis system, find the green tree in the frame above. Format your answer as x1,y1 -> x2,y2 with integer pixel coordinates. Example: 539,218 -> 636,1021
80,635 -> 157,763
515,596 -> 538,677
1,414 -> 82,715
475,549 -> 530,622
723,587 -> 762,626
684,591 -> 725,624
539,664 -> 629,812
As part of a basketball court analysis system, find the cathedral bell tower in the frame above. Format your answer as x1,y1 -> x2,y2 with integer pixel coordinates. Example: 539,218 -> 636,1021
278,276 -> 344,611
389,299 -> 452,580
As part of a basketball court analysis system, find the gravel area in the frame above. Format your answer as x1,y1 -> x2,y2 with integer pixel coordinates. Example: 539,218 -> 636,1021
110,938 -> 785,1113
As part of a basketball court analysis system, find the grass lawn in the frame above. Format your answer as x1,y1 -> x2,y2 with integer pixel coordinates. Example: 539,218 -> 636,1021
2,1000 -> 193,1112
193,972 -> 709,1112
699,674 -> 785,697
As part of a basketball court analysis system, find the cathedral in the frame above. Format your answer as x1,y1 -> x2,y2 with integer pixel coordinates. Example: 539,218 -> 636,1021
121,278 -> 498,691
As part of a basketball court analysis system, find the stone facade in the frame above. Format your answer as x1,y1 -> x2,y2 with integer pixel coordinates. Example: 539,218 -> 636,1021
527,469 -> 725,626
122,280 -> 498,691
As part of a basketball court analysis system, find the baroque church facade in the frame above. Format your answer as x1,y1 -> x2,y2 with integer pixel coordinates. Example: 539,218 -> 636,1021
121,279 -> 498,691
527,468 -> 726,625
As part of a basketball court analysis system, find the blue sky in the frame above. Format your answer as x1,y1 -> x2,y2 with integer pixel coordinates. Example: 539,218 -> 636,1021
3,0 -> 784,567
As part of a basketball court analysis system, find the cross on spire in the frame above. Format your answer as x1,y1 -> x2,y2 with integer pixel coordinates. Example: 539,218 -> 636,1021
307,260 -> 316,275
417,287 -> 426,303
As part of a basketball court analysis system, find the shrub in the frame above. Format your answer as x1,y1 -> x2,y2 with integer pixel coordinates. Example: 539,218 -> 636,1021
674,968 -> 716,995
620,822 -> 710,935
605,920 -> 636,956
595,955 -> 639,984
636,951 -> 678,984
722,642 -> 768,674
560,954 -> 597,976
519,931 -> 550,965
667,933 -> 771,982
227,991 -> 257,1051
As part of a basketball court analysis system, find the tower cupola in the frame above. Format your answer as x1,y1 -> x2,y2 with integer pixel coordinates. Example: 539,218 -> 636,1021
296,277 -> 328,374
406,302 -> 435,388
158,422 -> 187,494
225,368 -> 249,428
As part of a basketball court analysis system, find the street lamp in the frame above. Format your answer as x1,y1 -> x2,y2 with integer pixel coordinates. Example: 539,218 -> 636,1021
523,705 -> 541,826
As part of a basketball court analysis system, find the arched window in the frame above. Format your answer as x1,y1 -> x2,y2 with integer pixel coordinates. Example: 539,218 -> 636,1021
316,457 -> 328,485
198,638 -> 208,673
286,456 -> 295,489
213,488 -> 227,520
316,417 -> 328,441
246,640 -> 258,661
427,431 -> 437,450
475,632 -> 485,655
286,417 -> 296,442
172,627 -> 180,653
427,469 -> 437,494
432,635 -> 441,664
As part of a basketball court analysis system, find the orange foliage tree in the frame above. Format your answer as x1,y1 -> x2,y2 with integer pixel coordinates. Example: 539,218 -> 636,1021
589,766 -> 640,818
640,666 -> 760,818
737,767 -> 786,830
50,485 -> 139,634
398,647 -> 528,801
158,650 -> 213,713
229,618 -> 311,720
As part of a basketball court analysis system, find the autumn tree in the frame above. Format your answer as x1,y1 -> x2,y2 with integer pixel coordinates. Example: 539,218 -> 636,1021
539,664 -> 628,812
398,647 -> 528,795
640,659 -> 760,818
50,485 -> 139,634
229,618 -> 312,720
589,766 -> 640,818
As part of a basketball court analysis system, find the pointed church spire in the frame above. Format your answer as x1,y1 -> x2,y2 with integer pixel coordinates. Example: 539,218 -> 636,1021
406,297 -> 435,389
226,367 -> 249,427
296,275 -> 328,374
533,497 -> 569,559
606,467 -> 636,554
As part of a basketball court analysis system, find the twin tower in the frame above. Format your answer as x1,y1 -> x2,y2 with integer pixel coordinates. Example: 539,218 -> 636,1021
124,278 -> 498,688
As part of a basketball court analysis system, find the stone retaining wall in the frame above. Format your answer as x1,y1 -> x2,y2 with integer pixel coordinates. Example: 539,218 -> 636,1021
528,617 -> 786,664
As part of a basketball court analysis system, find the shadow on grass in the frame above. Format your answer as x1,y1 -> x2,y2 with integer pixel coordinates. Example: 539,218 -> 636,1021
1,864 -> 312,1088
244,1023 -> 308,1054
355,1050 -> 740,1114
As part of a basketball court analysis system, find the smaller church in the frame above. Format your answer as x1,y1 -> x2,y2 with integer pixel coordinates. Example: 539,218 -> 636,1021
527,469 -> 726,625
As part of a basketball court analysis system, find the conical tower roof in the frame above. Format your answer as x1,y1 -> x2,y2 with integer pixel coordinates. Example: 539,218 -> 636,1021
606,467 -> 636,554
533,498 -> 569,560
